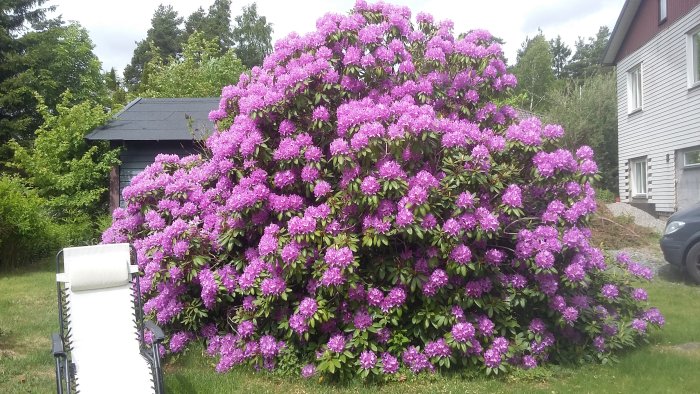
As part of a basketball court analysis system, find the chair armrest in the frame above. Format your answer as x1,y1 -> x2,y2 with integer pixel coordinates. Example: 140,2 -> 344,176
144,320 -> 165,343
52,332 -> 65,357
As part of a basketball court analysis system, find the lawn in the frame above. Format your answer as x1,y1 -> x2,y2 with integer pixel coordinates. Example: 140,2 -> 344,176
1,258 -> 699,393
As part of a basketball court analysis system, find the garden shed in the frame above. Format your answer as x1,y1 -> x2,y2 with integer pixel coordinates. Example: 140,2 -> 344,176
86,97 -> 219,212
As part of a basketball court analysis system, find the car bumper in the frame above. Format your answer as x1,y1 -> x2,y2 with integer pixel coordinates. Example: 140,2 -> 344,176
660,236 -> 684,266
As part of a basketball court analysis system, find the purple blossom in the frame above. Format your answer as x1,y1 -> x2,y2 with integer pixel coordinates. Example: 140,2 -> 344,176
502,184 -> 522,207
353,309 -> 373,330
424,338 -> 451,358
522,355 -> 537,369
261,277 -> 286,296
452,322 -> 476,342
631,318 -> 648,333
562,307 -> 579,324
632,288 -> 648,301
360,176 -> 381,195
312,106 -> 330,121
450,244 -> 472,264
359,350 -> 377,369
483,348 -> 502,368
289,313 -> 308,334
327,334 -> 346,353
299,297 -> 318,318
301,364 -> 316,378
381,352 -> 399,374
601,284 -> 619,299
321,267 -> 344,287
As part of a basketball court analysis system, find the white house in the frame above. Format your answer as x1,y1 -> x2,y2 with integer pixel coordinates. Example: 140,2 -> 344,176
603,0 -> 700,218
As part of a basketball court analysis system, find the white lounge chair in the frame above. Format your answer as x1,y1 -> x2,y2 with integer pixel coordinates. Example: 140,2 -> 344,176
51,243 -> 165,394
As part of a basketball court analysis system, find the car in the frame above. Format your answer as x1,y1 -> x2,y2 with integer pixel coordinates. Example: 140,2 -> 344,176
660,203 -> 700,283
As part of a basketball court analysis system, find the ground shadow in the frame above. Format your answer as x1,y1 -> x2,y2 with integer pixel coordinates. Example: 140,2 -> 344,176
656,264 -> 697,285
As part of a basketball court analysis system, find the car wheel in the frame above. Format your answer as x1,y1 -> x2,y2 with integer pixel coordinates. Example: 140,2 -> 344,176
686,243 -> 700,284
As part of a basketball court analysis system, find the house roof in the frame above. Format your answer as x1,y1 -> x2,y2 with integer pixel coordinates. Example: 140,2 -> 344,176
86,97 -> 220,141
602,0 -> 642,65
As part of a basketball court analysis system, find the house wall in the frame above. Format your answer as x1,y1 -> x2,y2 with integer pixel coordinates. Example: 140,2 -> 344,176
616,4 -> 700,214
114,140 -> 200,210
616,0 -> 700,63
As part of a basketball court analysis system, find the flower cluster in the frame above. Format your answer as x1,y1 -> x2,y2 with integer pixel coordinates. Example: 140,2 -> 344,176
104,0 -> 663,380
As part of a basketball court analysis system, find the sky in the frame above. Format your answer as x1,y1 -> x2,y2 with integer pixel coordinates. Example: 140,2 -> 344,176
47,0 -> 626,74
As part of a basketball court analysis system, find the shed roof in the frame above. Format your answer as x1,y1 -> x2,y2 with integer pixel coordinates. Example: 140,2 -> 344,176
86,97 -> 219,141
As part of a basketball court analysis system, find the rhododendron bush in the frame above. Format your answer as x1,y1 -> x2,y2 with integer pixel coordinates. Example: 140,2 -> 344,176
104,1 -> 663,379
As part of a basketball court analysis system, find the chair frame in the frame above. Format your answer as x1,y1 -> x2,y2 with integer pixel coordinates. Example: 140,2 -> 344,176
51,245 -> 166,394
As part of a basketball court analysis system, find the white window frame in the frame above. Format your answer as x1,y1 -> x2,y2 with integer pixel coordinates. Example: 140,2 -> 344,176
630,158 -> 648,197
684,148 -> 700,168
688,26 -> 700,88
627,64 -> 643,113
659,0 -> 667,23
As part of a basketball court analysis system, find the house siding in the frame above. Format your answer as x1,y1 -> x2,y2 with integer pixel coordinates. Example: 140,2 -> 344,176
616,0 -> 700,62
617,4 -> 700,214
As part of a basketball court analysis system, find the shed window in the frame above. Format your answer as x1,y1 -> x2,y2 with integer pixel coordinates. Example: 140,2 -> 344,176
627,64 -> 642,112
631,158 -> 647,197
685,149 -> 700,167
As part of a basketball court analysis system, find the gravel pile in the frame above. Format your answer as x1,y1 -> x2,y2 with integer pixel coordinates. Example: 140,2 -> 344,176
607,247 -> 668,275
605,202 -> 667,234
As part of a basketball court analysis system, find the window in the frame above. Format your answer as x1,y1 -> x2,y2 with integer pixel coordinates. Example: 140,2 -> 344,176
630,158 -> 647,197
659,0 -> 667,23
685,149 -> 700,167
689,28 -> 700,87
627,64 -> 642,112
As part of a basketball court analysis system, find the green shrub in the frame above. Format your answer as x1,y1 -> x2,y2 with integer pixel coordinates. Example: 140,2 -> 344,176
595,189 -> 616,204
0,176 -> 59,268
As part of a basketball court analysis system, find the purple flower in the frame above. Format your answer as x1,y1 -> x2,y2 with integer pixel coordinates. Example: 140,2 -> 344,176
451,322 -> 476,342
477,316 -> 495,336
313,180 -> 331,198
238,321 -> 255,337
289,313 -> 308,334
281,242 -> 300,264
299,297 -> 318,318
321,267 -> 345,287
169,331 -> 192,353
483,348 -> 502,368
631,318 -> 647,333
381,352 -> 399,374
353,309 -> 373,330
450,244 -> 472,264
593,336 -> 605,352
261,277 -> 286,296
632,288 -> 648,301
376,327 -> 391,343
502,184 -> 522,207
359,350 -> 377,369
643,308 -> 665,326
301,364 -> 316,378
534,250 -> 555,269
522,355 -> 537,369
259,335 -> 279,357
360,176 -> 381,195
564,263 -> 586,282
562,307 -> 579,324
529,318 -> 547,334
424,338 -> 452,358
312,106 -> 330,121
327,334 -> 346,353
492,337 -> 509,353
324,246 -> 354,268
601,284 -> 619,299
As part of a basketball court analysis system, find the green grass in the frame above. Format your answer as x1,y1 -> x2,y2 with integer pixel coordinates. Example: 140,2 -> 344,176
1,259 -> 699,393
